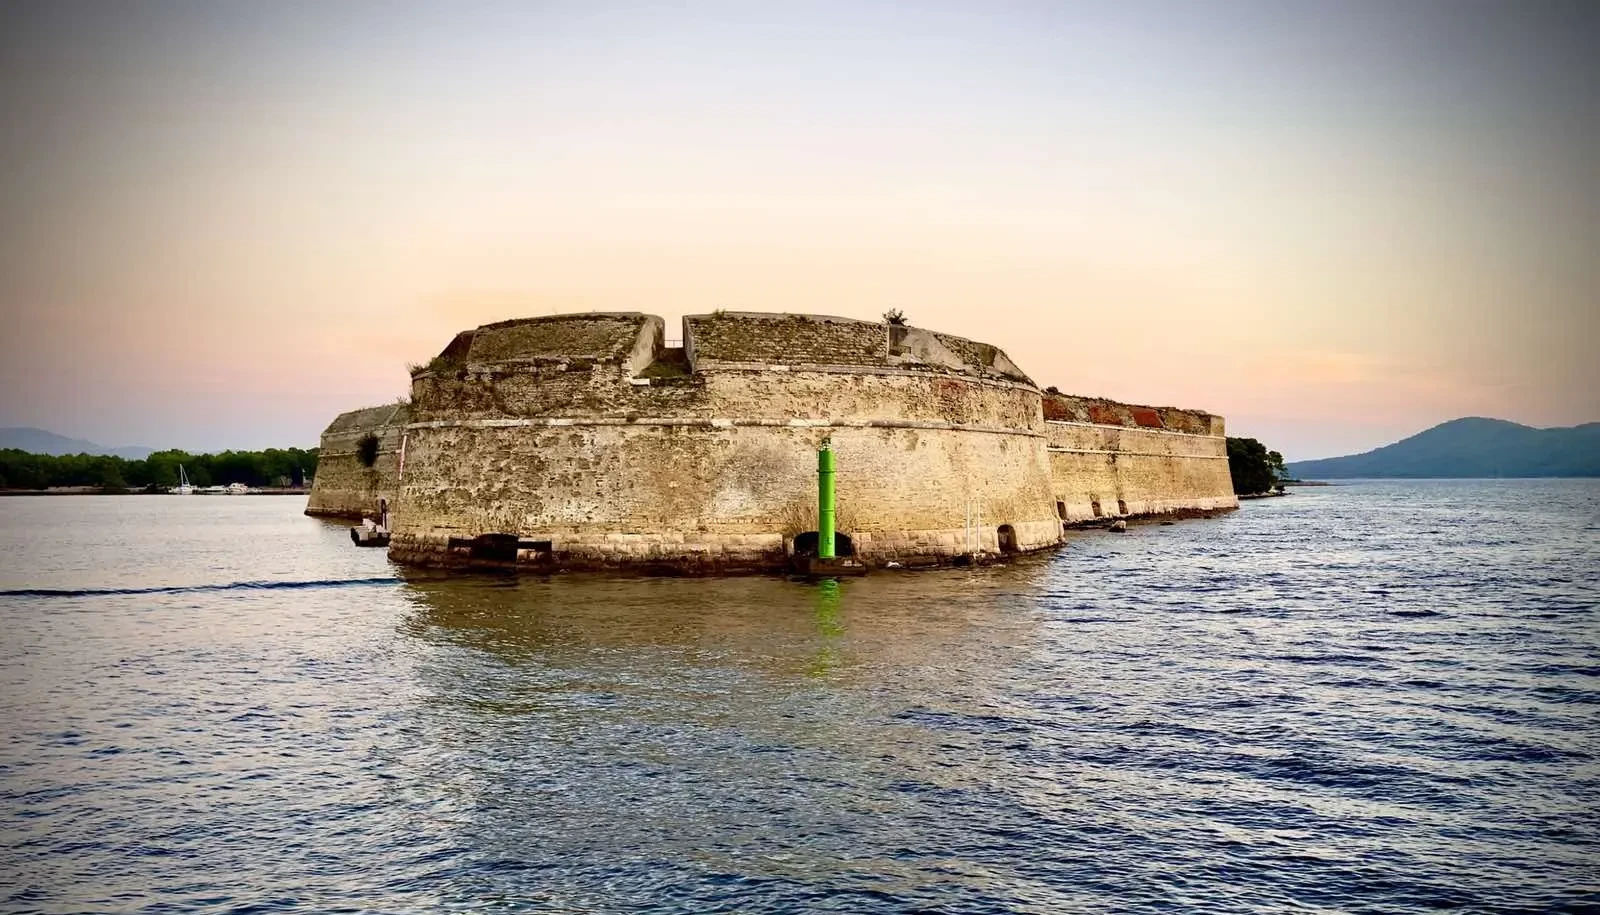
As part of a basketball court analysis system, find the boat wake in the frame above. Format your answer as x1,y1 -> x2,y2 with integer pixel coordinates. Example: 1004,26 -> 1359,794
0,577 -> 398,599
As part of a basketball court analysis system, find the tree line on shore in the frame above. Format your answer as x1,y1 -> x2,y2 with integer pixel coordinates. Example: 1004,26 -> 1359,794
0,448 -> 320,491
5,437 -> 1283,497
1227,437 -> 1288,495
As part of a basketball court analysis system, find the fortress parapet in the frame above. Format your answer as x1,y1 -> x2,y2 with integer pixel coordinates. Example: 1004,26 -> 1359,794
317,311 -> 1237,571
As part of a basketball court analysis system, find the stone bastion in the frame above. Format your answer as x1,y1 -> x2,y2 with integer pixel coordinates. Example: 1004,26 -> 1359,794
303,402 -> 408,519
306,311 -> 1237,571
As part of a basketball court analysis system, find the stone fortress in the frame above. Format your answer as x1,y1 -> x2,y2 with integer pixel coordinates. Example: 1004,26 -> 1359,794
307,312 -> 1237,571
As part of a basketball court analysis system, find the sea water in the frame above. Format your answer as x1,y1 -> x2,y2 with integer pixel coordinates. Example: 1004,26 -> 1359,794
1,481 -> 1596,913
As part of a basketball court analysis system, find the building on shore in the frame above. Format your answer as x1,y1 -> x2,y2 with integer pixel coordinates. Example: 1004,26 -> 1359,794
307,312 -> 1236,570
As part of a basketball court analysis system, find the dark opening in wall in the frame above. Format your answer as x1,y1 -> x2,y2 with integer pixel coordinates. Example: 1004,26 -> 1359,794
446,534 -> 551,561
468,533 -> 520,562
1056,501 -> 1067,520
997,524 -> 1019,554
1090,498 -> 1103,518
1117,499 -> 1128,515
356,433 -> 380,468
793,531 -> 856,557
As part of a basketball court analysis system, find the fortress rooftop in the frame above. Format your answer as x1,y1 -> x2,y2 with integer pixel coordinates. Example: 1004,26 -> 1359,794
321,402 -> 409,436
424,313 -> 657,370
415,310 -> 1034,385
685,312 -> 1033,384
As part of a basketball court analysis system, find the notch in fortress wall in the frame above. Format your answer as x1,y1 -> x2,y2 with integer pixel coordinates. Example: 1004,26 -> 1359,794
310,311 -> 1236,571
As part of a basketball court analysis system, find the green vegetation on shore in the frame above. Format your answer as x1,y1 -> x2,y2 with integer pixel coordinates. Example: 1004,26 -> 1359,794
0,447 -> 319,491
1227,437 -> 1287,496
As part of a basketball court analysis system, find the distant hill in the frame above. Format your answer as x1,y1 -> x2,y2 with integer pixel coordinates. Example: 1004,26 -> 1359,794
0,427 -> 154,460
1288,418 -> 1600,479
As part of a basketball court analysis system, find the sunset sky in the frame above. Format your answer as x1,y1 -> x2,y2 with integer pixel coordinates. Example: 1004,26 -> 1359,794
1,1 -> 1594,460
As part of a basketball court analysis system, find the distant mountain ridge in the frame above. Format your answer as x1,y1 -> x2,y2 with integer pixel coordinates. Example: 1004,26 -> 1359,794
1288,417 -> 1600,479
0,427 -> 154,460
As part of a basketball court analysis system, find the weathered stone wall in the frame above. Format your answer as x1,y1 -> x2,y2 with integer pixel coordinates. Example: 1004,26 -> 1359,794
305,403 -> 409,519
464,313 -> 658,367
374,311 -> 1235,571
392,313 -> 1060,570
687,312 -> 1034,384
389,419 -> 1059,570
1041,394 -> 1236,521
1043,393 -> 1224,436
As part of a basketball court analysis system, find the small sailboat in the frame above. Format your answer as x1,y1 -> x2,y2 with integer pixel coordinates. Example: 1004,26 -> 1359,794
171,465 -> 194,495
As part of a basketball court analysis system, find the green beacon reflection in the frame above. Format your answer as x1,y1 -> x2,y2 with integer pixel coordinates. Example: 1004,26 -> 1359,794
808,578 -> 845,677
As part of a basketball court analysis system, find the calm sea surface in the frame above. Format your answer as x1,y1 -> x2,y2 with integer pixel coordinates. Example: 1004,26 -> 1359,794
1,481 -> 1597,914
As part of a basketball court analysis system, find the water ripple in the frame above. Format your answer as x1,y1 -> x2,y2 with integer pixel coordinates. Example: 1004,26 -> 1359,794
0,482 -> 1597,913
0,577 -> 398,599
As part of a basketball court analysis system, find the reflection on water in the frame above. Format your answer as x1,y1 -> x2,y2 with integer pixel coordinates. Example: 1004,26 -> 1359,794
1,483 -> 1597,913
811,577 -> 844,675
384,567 -> 1061,910
398,566 -> 1049,683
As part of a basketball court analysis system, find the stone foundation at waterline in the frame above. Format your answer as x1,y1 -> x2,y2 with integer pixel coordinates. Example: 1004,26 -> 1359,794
321,311 -> 1237,571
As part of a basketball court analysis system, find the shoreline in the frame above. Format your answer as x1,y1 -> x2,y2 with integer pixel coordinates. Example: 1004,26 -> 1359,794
1238,490 -> 1289,500
0,488 -> 310,497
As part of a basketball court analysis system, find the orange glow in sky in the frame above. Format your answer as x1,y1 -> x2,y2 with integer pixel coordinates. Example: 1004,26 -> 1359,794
1,2 -> 1594,459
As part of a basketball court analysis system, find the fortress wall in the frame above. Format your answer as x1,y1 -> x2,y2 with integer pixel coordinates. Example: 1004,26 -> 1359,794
412,362 -> 629,419
392,323 -> 1061,569
409,313 -> 664,420
412,312 -> 1044,428
1043,393 -> 1224,436
686,312 -> 1035,385
382,311 -> 1236,571
389,419 -> 1058,570
696,370 -> 1042,429
414,364 -> 1043,428
305,403 -> 409,519
467,313 -> 658,364
1045,421 -> 1236,521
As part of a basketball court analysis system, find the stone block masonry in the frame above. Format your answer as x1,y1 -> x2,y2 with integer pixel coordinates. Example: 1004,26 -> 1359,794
1042,393 -> 1236,522
316,311 -> 1235,572
305,403 -> 408,519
